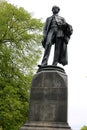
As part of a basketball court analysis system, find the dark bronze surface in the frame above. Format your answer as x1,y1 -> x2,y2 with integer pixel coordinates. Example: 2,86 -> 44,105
41,6 -> 73,66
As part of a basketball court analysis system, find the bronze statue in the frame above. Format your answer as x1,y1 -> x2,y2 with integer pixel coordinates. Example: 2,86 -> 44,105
41,6 -> 73,66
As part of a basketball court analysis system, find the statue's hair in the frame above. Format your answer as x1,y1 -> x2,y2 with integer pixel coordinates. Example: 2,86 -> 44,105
52,5 -> 60,12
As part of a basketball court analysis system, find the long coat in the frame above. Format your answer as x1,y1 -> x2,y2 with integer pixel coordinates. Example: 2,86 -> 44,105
42,15 -> 73,65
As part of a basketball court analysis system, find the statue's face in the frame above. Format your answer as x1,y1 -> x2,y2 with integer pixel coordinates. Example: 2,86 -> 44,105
52,7 -> 59,14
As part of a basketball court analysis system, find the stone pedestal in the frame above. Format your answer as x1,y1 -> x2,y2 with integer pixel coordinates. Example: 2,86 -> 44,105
21,66 -> 72,130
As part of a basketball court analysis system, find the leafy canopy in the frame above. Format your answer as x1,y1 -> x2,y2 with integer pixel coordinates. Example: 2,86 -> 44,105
81,126 -> 87,130
0,0 -> 43,130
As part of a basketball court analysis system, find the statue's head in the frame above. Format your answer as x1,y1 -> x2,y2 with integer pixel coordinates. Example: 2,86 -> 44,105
52,6 -> 60,14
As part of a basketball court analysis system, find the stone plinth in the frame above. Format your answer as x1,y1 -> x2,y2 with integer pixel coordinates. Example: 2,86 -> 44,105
21,66 -> 72,130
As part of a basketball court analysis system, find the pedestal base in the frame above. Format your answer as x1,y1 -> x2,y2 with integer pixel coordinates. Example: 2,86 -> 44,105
20,66 -> 72,130
21,122 -> 72,130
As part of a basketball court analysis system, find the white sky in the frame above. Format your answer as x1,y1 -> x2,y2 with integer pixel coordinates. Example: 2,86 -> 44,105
8,0 -> 87,129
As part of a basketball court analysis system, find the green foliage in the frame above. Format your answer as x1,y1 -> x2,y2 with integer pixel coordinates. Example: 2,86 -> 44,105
81,126 -> 87,130
0,0 -> 43,130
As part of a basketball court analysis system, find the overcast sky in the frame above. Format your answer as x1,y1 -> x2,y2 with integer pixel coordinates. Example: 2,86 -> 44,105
8,0 -> 87,129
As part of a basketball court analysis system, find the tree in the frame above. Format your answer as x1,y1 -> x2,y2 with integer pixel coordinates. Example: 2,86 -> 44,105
0,0 -> 43,130
81,126 -> 87,130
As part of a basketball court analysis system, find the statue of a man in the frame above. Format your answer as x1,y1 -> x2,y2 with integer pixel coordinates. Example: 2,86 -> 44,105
41,6 -> 73,66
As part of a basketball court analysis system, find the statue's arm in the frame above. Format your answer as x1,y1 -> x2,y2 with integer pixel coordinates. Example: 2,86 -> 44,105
42,18 -> 49,48
43,18 -> 49,37
63,23 -> 73,44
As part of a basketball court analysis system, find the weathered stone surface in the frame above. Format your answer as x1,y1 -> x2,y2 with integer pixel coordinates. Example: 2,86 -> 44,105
21,66 -> 71,130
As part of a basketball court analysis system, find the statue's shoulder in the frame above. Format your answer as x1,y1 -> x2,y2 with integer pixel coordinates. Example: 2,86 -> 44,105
58,15 -> 66,21
46,16 -> 53,21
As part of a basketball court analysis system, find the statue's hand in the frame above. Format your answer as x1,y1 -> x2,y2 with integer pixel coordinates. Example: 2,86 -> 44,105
42,37 -> 46,48
64,36 -> 70,44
